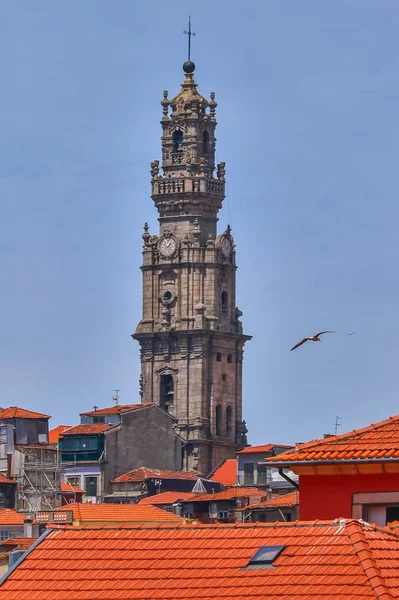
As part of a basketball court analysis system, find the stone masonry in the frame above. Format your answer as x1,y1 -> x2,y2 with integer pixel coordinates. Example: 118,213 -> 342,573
133,61 -> 251,475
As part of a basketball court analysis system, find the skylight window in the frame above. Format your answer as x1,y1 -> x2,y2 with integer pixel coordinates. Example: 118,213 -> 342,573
246,545 -> 285,569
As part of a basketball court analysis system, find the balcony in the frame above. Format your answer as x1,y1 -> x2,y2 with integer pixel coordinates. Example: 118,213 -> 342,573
152,176 -> 225,197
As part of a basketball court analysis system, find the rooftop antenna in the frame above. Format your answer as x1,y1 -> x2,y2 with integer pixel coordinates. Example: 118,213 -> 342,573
183,16 -> 196,61
111,389 -> 121,405
334,416 -> 342,435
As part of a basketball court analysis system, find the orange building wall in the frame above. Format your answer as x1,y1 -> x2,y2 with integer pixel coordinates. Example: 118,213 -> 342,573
299,473 -> 399,520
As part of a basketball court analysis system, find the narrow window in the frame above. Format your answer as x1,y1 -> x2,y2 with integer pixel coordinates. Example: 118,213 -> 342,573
257,464 -> 268,486
227,354 -> 232,363
221,374 -> 227,382
203,131 -> 210,153
221,291 -> 228,315
226,406 -> 233,438
173,130 -> 183,152
160,374 -> 174,413
243,463 -> 254,486
216,353 -> 222,362
216,405 -> 222,436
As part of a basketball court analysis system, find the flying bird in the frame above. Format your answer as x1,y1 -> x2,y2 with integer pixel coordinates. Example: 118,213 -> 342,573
290,331 -> 337,351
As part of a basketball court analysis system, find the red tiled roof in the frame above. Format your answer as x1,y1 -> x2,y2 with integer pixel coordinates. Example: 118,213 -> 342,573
209,458 -> 237,486
49,425 -> 72,443
61,483 -> 86,495
267,413 -> 399,465
0,407 -> 50,420
60,424 -> 115,436
189,487 -> 266,502
1,519 -> 399,599
1,538 -> 35,550
113,467 -> 201,483
245,491 -> 299,511
0,509 -> 25,526
57,502 -> 184,522
0,474 -> 15,485
139,491 -> 195,505
80,403 -> 152,416
236,443 -> 294,455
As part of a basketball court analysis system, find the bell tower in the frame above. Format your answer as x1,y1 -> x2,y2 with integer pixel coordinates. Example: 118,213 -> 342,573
133,58 -> 251,475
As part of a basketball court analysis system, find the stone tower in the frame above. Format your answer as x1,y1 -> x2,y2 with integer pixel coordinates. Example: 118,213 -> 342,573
133,60 -> 251,475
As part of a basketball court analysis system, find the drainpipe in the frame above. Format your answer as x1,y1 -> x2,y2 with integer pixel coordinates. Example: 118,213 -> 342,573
278,468 -> 299,490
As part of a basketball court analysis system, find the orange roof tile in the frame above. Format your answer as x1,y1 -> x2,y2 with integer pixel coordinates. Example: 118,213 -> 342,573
0,407 -> 50,420
60,423 -> 115,436
139,491 -> 195,505
1,538 -> 35,550
57,502 -> 184,522
245,491 -> 299,510
112,467 -> 201,483
1,519 -> 399,599
0,474 -> 15,485
80,403 -> 153,416
49,425 -> 72,443
189,487 -> 266,502
209,458 -> 237,486
61,483 -> 86,495
267,413 -> 399,465
236,443 -> 294,455
0,509 -> 25,526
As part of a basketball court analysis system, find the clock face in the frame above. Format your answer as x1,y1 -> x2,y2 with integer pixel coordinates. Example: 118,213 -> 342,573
220,236 -> 232,257
159,236 -> 177,257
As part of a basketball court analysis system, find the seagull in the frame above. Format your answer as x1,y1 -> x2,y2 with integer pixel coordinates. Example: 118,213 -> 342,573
290,331 -> 337,351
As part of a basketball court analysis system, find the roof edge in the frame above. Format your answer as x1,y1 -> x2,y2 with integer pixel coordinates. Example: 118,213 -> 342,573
0,528 -> 51,586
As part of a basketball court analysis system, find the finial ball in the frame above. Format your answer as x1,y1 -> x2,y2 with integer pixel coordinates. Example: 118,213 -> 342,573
183,60 -> 195,74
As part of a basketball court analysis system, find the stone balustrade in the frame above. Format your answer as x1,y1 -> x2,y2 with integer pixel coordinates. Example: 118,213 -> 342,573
152,176 -> 225,197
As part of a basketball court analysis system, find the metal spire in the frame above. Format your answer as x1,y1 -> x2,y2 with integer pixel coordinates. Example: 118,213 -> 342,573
183,16 -> 196,61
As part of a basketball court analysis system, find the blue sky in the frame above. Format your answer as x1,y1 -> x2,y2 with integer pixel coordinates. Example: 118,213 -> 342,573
1,1 -> 399,445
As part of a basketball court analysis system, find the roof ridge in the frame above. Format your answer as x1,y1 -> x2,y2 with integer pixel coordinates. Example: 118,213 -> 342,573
345,519 -> 393,600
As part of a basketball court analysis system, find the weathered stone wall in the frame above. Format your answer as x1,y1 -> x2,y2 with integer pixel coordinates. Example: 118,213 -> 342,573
102,405 -> 182,495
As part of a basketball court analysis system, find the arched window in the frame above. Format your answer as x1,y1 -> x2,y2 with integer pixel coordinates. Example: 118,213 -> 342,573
203,131 -> 209,154
221,291 -> 228,315
173,130 -> 183,152
160,374 -> 174,413
216,405 -> 222,436
226,406 -> 233,438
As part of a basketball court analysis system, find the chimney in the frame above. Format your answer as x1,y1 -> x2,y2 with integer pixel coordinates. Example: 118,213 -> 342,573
23,518 -> 33,538
323,434 -> 334,439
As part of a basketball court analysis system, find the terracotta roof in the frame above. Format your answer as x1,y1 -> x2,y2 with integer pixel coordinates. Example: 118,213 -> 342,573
267,413 -> 399,465
1,538 -> 35,550
60,423 -> 115,436
49,425 -> 72,443
244,491 -> 299,511
80,403 -> 152,416
112,467 -> 201,483
61,483 -> 86,495
188,487 -> 266,502
0,474 -> 15,485
0,407 -> 50,420
57,502 -> 184,522
0,509 -> 25,525
139,491 -> 195,505
1,519 -> 399,599
209,458 -> 237,486
236,443 -> 294,455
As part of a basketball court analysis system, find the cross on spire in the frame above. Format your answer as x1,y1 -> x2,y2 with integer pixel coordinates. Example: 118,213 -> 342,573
183,16 -> 196,61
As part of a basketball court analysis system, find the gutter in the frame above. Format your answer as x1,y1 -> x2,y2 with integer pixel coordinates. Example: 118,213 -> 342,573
271,458 -> 399,468
0,528 -> 52,586
278,468 -> 299,489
